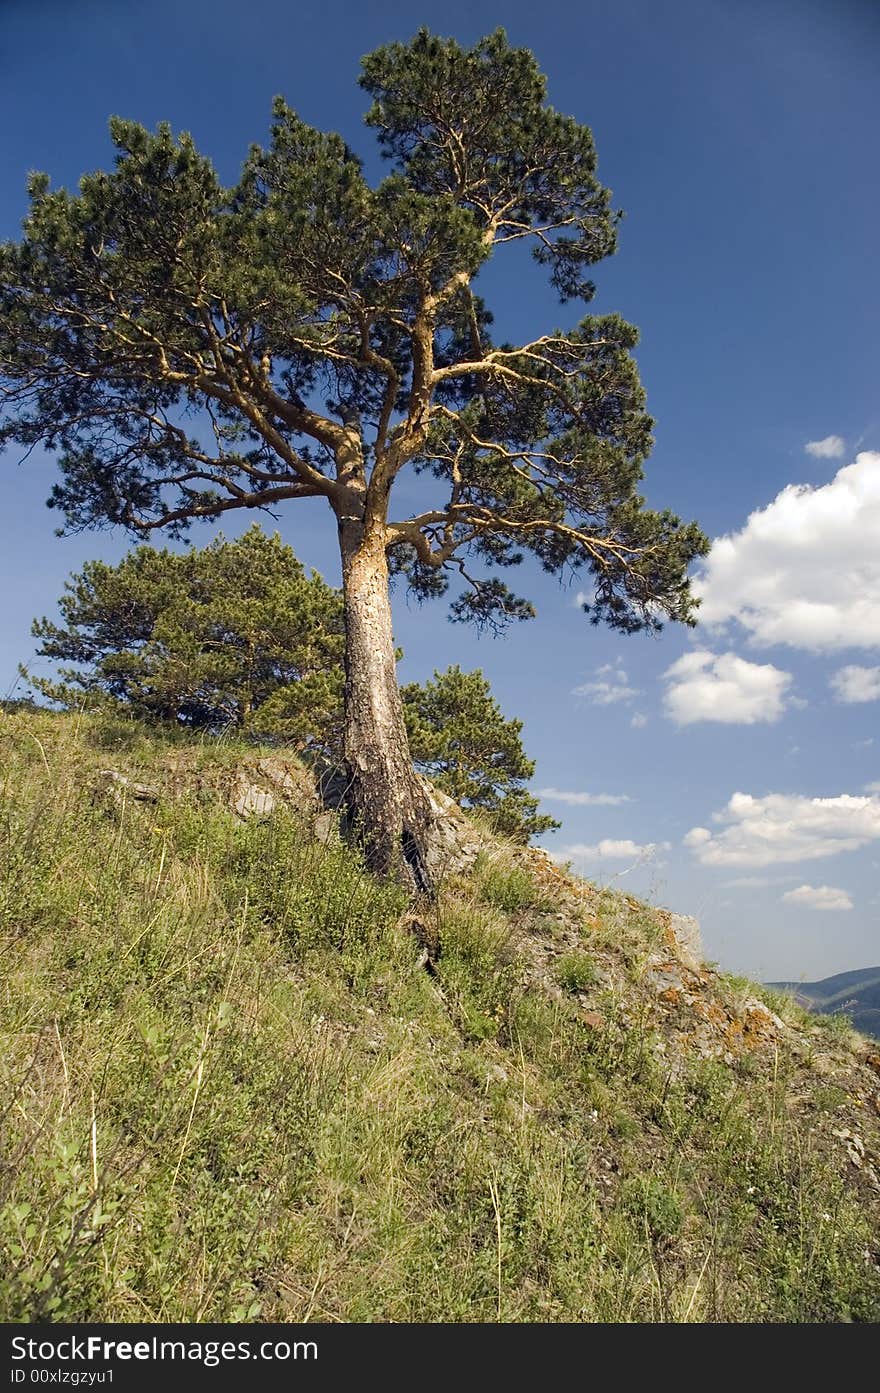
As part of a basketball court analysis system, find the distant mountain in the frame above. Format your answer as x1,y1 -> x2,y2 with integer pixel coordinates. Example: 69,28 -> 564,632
768,966 -> 880,1041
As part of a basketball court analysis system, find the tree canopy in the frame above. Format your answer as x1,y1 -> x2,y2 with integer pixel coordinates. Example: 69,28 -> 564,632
0,27 -> 707,635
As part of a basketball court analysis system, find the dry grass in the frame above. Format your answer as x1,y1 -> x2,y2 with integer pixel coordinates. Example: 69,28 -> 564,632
1,708 -> 878,1322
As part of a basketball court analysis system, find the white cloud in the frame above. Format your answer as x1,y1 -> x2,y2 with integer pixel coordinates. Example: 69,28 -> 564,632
722,874 -> 798,889
685,790 -> 880,867
663,650 -> 793,725
782,884 -> 854,912
695,451 -> 880,651
557,838 -> 670,862
866,781 -> 880,795
684,827 -> 712,847
830,665 -> 880,704
805,435 -> 846,459
573,658 -> 640,705
538,787 -> 631,807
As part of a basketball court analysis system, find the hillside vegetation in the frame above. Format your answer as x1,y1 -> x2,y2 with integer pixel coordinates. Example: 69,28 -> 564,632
2,708 -> 879,1323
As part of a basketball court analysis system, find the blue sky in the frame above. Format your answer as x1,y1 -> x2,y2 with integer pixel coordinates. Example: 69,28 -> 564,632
1,0 -> 878,980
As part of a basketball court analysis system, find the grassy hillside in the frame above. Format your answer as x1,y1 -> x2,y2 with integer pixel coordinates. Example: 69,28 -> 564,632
2,709 -> 879,1323
769,969 -> 880,1042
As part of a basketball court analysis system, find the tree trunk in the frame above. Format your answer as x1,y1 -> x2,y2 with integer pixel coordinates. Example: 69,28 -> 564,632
338,517 -> 434,894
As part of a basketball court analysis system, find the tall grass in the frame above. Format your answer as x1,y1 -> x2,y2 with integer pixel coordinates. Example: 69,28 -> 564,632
1,710 -> 878,1321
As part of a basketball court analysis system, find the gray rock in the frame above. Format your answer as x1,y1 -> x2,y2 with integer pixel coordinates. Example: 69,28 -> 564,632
96,768 -> 160,807
313,810 -> 341,843
666,912 -> 703,970
230,778 -> 277,820
255,757 -> 317,810
418,777 -> 487,878
228,757 -> 318,822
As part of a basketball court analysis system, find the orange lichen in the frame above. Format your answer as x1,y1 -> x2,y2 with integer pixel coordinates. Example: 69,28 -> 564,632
581,1010 -> 604,1031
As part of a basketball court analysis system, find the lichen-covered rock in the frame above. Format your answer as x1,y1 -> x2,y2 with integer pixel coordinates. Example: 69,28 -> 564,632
254,757 -> 317,807
663,912 -> 703,971
417,776 -> 488,878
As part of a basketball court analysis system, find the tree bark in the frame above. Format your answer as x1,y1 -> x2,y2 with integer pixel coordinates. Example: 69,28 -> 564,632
337,516 -> 435,894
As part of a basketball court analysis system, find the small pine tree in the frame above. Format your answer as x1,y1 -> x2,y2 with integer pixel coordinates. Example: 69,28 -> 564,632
24,526 -> 345,746
402,665 -> 559,841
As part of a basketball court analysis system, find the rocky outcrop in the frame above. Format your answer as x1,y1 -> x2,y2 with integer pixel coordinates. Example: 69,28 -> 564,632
304,760 -> 489,878
229,756 -> 318,821
93,752 -> 490,877
662,912 -> 703,972
416,776 -> 489,880
94,768 -> 160,809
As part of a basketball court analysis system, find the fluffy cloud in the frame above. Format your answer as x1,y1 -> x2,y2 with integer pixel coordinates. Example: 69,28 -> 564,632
830,665 -> 880,703
685,791 -> 880,867
805,435 -> 845,459
684,827 -> 712,848
556,838 -> 670,863
630,712 -> 648,729
781,884 -> 854,911
573,659 -> 640,705
694,452 -> 880,651
663,650 -> 793,725
538,787 -> 631,807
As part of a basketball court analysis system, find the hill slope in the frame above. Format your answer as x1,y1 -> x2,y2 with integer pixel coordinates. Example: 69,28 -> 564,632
768,968 -> 880,1042
1,710 -> 879,1322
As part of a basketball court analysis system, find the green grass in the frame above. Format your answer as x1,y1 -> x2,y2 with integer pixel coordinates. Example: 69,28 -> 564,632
472,850 -> 549,914
556,950 -> 599,993
1,709 -> 878,1322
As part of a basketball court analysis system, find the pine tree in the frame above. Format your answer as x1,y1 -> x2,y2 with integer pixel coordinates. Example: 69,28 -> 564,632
0,29 -> 708,888
25,527 -> 345,744
403,666 -> 559,841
